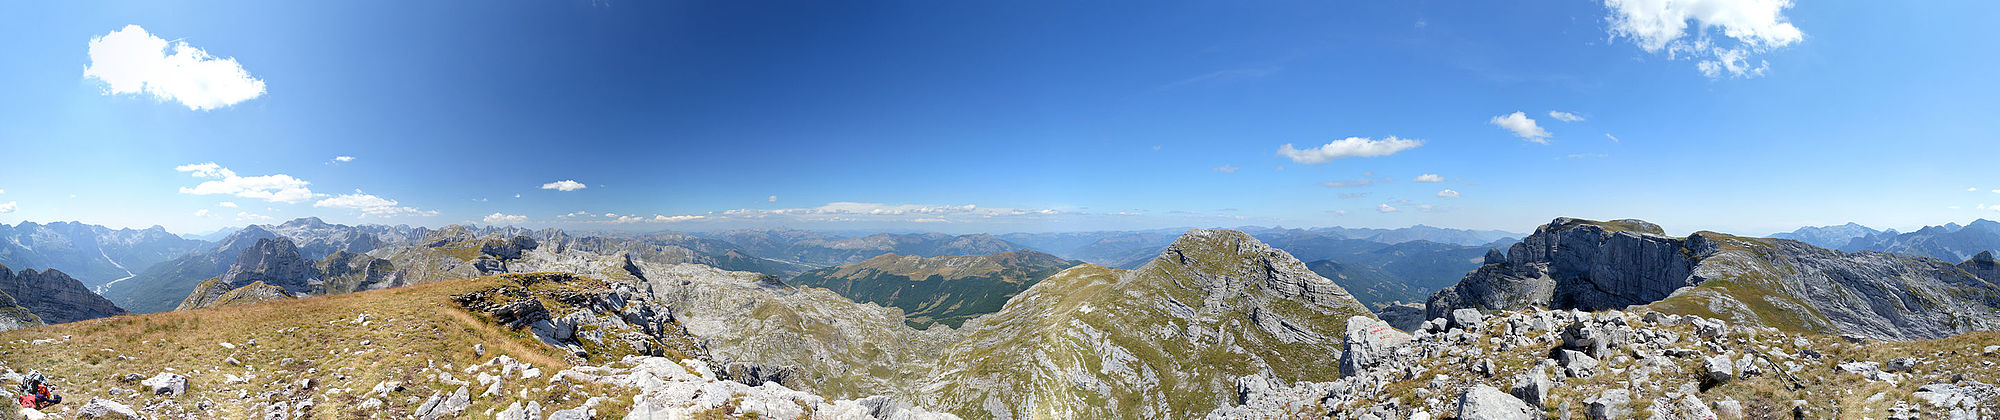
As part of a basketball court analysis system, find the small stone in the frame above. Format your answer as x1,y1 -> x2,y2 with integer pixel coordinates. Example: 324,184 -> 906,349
1714,398 -> 1744,419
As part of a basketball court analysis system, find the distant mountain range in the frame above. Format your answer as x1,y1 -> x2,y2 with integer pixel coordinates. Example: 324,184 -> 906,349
1769,219 -> 2000,263
0,221 -> 208,289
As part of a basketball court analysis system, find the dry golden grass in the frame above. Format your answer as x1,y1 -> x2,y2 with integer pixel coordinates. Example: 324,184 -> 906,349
0,274 -> 633,418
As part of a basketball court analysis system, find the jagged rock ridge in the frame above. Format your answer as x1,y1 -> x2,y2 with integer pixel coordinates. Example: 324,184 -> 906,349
1430,217 -> 2000,340
0,262 -> 126,327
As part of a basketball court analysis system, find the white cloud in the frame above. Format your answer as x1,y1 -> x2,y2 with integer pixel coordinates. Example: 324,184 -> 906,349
1605,133 -> 1621,142
1490,112 -> 1551,144
218,201 -> 238,208
1969,187 -> 1980,192
1565,153 -> 1610,159
0,202 -> 14,213
193,209 -> 210,217
176,162 -> 316,203
235,211 -> 272,221
83,25 -> 266,110
0,189 -> 6,194
1417,204 -> 1435,212
1333,210 -> 1348,215
330,156 -> 356,164
1602,0 -> 1804,78
1414,174 -> 1445,183
1377,204 -> 1398,213
1437,189 -> 1461,198
1213,164 -> 1240,174
768,195 -> 778,203
1339,193 -> 1368,199
1548,111 -> 1585,122
483,213 -> 528,225
654,215 -> 704,222
1276,137 -> 1424,164
540,180 -> 587,192
313,192 -> 436,217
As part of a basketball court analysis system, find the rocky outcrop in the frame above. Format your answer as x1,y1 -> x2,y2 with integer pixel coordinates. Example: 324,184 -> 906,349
1428,218 -> 1705,318
0,289 -> 43,331
1429,217 -> 2000,341
1960,251 -> 2000,282
0,263 -> 126,324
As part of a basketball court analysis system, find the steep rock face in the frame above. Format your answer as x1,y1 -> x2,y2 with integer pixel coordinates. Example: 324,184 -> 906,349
1428,218 -> 1706,319
0,263 -> 127,324
788,250 -> 1079,328
919,229 -> 1373,419
1429,217 -> 2000,340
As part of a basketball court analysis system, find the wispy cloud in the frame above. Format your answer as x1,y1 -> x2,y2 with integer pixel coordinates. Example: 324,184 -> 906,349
329,156 -> 356,164
1319,176 -> 1389,188
1339,193 -> 1369,199
83,25 -> 266,110
1437,189 -> 1461,198
1413,174 -> 1445,183
1564,153 -> 1610,159
1377,204 -> 1398,213
1605,133 -> 1621,143
235,211 -> 272,221
1212,164 -> 1240,174
1490,112 -> 1551,144
175,162 -> 316,203
0,202 -> 14,213
1277,137 -> 1424,164
1548,111 -> 1585,122
1163,66 -> 1283,89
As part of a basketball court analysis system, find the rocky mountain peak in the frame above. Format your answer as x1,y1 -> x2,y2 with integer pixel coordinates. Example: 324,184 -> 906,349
1142,228 -> 1368,314
1973,250 -> 1998,265
278,217 -> 331,229
0,263 -> 126,325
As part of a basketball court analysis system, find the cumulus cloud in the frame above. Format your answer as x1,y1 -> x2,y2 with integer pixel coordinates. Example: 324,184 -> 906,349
83,25 -> 266,110
176,162 -> 316,203
1490,112 -> 1551,144
1602,0 -> 1804,78
1969,187 -> 1980,192
0,202 -> 14,213
1377,204 -> 1398,213
1548,111 -> 1585,122
540,180 -> 587,192
1276,137 -> 1423,164
1213,164 -> 1240,174
1437,189 -> 1461,198
768,195 -> 778,203
483,213 -> 528,225
330,156 -> 355,164
1414,174 -> 1445,183
313,192 -> 436,217
218,201 -> 238,208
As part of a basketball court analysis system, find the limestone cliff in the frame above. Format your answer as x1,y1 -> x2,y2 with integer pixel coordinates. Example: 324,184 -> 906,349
1428,217 -> 2000,340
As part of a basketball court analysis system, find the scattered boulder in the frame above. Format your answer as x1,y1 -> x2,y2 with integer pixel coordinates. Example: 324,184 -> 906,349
1714,398 -> 1744,419
1456,385 -> 1535,420
1884,357 -> 1917,373
1585,389 -> 1630,420
1703,355 -> 1735,386
1340,316 -> 1414,377
1510,368 -> 1554,409
1450,308 -> 1487,331
140,373 -> 188,397
76,398 -> 140,419
497,401 -> 544,420
1559,349 -> 1600,378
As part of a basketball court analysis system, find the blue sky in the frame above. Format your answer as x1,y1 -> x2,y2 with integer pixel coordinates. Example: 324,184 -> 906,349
0,1 -> 1995,236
